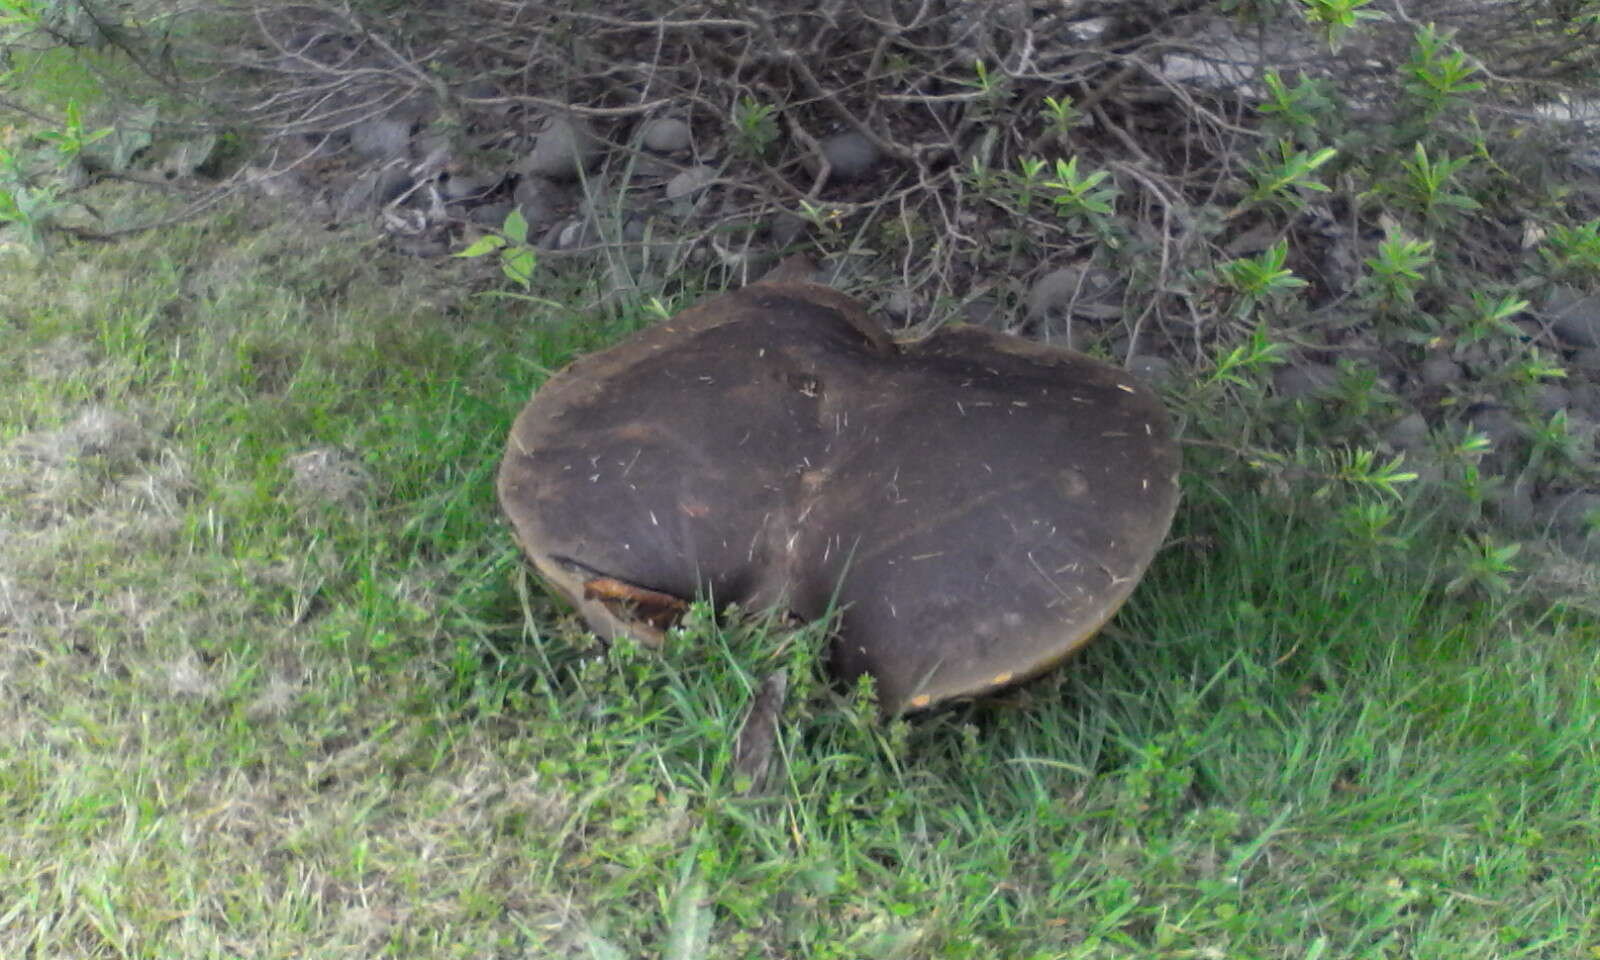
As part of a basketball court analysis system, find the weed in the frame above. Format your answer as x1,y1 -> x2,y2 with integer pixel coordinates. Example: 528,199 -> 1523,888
1240,140 -> 1337,214
730,97 -> 778,161
455,206 -> 538,290
1402,24 -> 1485,117
1215,240 -> 1308,318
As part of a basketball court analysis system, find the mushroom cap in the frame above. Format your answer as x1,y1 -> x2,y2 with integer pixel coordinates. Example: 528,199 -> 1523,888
498,270 -> 1180,713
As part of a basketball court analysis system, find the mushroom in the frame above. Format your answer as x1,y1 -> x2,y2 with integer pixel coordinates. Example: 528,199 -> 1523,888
497,259 -> 1181,714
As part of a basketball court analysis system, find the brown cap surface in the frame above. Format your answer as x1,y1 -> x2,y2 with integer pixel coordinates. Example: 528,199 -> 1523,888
498,272 -> 1180,713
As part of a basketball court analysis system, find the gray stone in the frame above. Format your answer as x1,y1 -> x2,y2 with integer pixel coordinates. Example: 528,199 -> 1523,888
1420,352 -> 1462,387
1572,383 -> 1600,422
1385,412 -> 1430,451
1026,266 -> 1120,323
1467,405 -> 1523,454
577,187 -> 614,219
1027,268 -> 1084,322
768,213 -> 808,248
470,202 -> 514,228
817,131 -> 882,181
1538,490 -> 1600,538
628,154 -> 678,180
526,118 -> 601,180
961,296 -> 1002,328
1274,362 -> 1339,400
1567,411 -> 1599,462
350,118 -> 412,161
557,217 -> 598,250
1126,355 -> 1174,389
1487,481 -> 1535,531
335,166 -> 411,221
882,291 -> 918,324
513,176 -> 566,231
1547,286 -> 1600,348
441,170 -> 495,201
642,118 -> 692,153
1571,347 -> 1600,375
665,165 -> 715,200
1533,383 -> 1571,418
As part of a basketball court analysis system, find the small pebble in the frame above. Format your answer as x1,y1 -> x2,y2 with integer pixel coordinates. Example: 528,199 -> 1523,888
642,118 -> 692,153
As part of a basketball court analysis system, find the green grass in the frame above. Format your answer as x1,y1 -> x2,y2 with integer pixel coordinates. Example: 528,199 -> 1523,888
1,188 -> 1597,959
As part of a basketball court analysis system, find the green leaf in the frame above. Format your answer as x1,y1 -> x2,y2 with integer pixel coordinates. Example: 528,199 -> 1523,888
454,234 -> 506,258
502,207 -> 529,245
501,248 -> 536,289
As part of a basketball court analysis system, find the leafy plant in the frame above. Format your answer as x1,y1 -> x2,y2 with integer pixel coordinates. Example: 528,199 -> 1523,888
1394,141 -> 1478,225
1309,447 -> 1418,501
1446,533 -> 1520,596
1524,409 -> 1584,483
1537,219 -> 1600,281
1338,499 -> 1407,553
454,207 -> 537,290
33,98 -> 110,162
1403,24 -> 1485,116
1007,155 -> 1048,213
0,142 -> 62,249
1444,291 -> 1528,354
1201,321 -> 1289,392
1039,94 -> 1083,140
1298,0 -> 1384,51
1042,155 -> 1117,231
1241,141 -> 1337,213
1257,70 -> 1336,141
797,198 -> 846,243
1362,226 -> 1434,314
1216,240 -> 1308,318
730,97 -> 778,160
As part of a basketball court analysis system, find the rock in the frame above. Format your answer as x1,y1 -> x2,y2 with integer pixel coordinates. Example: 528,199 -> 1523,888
1419,352 -> 1462,388
1571,347 -> 1600,375
335,166 -> 411,221
642,118 -> 692,153
1126,355 -> 1174,389
350,117 -> 412,161
1567,411 -> 1600,462
392,235 -> 451,258
526,117 -> 601,180
1466,404 -> 1524,463
513,176 -> 566,231
961,296 -> 1002,328
628,154 -> 678,180
1026,266 -> 1120,324
441,170 -> 495,201
1546,285 -> 1600,348
882,290 -> 918,324
1386,412 -> 1430,451
247,166 -> 313,202
768,213 -> 808,248
470,202 -> 514,228
816,131 -> 882,181
1274,362 -> 1339,400
1487,481 -> 1535,531
412,128 -> 454,166
665,165 -> 715,200
1533,383 -> 1571,418
1027,268 -> 1083,323
557,218 -> 598,251
1547,491 -> 1600,532
1572,383 -> 1600,420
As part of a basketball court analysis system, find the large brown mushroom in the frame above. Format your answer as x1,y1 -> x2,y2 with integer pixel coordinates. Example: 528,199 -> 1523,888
497,260 -> 1181,714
